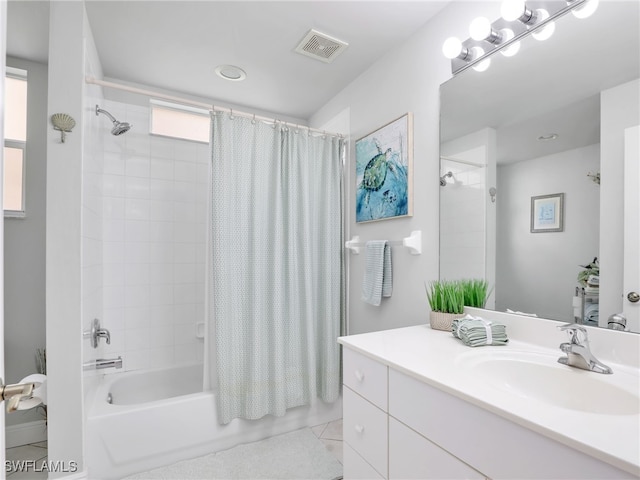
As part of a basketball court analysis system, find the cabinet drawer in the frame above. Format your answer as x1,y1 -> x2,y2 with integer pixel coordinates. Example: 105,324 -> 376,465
344,386 -> 388,478
343,347 -> 387,410
344,442 -> 385,480
389,417 -> 484,479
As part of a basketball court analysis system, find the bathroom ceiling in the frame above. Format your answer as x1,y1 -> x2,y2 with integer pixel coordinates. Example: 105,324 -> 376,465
83,1 -> 450,121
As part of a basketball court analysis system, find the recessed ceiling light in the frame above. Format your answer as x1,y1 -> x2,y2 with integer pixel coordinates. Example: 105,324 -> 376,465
215,65 -> 247,82
538,133 -> 559,141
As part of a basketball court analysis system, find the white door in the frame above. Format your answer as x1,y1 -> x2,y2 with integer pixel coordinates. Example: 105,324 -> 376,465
623,125 -> 640,332
0,0 -> 8,467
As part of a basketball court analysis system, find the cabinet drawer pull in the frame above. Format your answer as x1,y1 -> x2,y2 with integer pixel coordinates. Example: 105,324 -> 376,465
354,369 -> 365,382
354,424 -> 365,434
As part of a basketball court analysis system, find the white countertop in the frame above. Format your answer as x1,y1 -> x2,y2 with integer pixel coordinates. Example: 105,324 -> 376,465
338,320 -> 640,477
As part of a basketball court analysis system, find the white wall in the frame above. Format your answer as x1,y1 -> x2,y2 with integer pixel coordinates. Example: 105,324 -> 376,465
46,1 -> 87,475
310,2 -> 500,335
4,57 -> 47,430
600,78 -> 640,326
496,144 -> 600,320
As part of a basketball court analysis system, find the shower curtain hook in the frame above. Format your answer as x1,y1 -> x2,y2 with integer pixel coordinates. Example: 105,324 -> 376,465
252,114 -> 256,125
272,118 -> 277,129
229,109 -> 234,120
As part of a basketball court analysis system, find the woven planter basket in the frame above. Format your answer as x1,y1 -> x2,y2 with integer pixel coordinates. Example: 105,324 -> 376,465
429,311 -> 465,332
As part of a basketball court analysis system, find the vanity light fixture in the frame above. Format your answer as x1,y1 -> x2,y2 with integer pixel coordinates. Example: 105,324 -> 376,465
500,0 -> 537,24
442,37 -> 472,61
570,0 -> 599,19
443,0 -> 598,75
531,9 -> 556,41
469,17 -> 502,44
499,28 -> 521,57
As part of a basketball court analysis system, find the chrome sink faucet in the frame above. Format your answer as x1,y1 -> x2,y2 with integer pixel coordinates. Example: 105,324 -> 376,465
557,324 -> 612,374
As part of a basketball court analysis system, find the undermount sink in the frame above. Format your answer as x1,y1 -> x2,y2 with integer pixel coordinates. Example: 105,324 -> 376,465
455,350 -> 640,415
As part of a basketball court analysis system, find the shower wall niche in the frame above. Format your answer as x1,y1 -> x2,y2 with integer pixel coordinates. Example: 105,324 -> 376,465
87,99 -> 208,373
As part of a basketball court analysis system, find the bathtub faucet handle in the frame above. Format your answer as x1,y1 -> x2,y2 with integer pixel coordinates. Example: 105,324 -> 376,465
84,318 -> 112,348
97,328 -> 111,345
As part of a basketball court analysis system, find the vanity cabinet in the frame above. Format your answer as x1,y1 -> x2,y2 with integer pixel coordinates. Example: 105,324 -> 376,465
342,345 -> 634,480
343,348 -> 484,479
343,348 -> 388,479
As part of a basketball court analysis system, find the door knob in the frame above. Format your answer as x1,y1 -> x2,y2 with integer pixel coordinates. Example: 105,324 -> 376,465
0,379 -> 37,413
628,292 -> 640,303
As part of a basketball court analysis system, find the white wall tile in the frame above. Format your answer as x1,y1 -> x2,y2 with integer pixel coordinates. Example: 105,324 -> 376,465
150,200 -> 174,222
125,198 -> 150,221
125,306 -> 151,330
125,155 -> 149,178
150,158 -> 174,180
149,242 -> 174,264
98,100 -> 208,374
174,161 -> 197,182
125,176 -> 150,199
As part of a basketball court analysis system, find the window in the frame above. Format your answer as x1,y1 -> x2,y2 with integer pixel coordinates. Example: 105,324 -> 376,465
150,99 -> 209,143
4,67 -> 27,217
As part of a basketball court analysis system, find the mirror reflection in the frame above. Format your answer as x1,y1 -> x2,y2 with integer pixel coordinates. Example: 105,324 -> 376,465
439,1 -> 640,332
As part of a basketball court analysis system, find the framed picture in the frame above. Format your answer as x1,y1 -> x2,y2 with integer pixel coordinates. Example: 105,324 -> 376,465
531,193 -> 564,233
355,113 -> 413,222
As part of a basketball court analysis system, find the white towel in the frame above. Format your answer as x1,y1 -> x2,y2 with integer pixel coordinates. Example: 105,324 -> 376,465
362,240 -> 392,306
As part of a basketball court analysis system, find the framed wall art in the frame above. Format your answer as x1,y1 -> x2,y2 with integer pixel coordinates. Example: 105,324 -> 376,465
355,113 -> 413,223
531,193 -> 564,233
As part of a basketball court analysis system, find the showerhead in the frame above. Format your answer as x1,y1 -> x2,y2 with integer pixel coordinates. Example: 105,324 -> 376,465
439,171 -> 453,187
96,105 -> 132,136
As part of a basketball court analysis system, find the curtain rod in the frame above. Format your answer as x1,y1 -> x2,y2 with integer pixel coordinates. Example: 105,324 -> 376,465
85,76 -> 344,138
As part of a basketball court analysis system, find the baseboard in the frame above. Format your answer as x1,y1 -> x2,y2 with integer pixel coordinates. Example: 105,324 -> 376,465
6,420 -> 47,448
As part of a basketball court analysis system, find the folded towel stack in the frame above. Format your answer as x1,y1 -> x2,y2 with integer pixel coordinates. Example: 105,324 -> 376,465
452,314 -> 508,347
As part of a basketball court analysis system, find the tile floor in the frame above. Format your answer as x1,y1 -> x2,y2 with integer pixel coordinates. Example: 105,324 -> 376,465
311,418 -> 343,465
6,441 -> 48,479
4,421 -> 342,479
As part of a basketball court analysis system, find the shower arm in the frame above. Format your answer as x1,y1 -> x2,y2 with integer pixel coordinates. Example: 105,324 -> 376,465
96,105 -> 117,123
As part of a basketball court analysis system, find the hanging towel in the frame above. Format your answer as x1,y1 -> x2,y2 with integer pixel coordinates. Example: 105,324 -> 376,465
362,240 -> 392,306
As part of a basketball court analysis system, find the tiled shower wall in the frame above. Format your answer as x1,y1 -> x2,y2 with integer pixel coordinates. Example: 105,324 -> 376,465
439,155 -> 487,281
97,100 -> 208,372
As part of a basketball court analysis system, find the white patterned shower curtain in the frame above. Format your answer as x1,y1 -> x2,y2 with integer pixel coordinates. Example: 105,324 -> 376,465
208,112 -> 344,425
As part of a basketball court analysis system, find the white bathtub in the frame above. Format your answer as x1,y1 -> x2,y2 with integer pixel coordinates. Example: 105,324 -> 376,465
85,364 -> 342,479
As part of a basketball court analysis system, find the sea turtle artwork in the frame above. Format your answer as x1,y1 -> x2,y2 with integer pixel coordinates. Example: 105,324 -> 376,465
361,142 -> 394,202
355,114 -> 412,222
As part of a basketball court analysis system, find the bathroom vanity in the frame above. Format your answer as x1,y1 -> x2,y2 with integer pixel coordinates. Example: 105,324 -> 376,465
339,310 -> 640,479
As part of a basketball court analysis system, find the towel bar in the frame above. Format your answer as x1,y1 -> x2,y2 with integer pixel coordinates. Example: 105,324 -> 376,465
345,230 -> 422,255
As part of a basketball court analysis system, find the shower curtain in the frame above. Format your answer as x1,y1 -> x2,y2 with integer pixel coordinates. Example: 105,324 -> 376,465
209,112 -> 344,425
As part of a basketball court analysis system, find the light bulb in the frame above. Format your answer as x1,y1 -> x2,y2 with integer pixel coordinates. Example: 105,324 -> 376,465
469,17 -> 492,41
499,28 -> 521,57
442,37 -> 465,60
471,47 -> 491,72
532,9 -> 555,41
501,0 -> 526,21
572,0 -> 599,18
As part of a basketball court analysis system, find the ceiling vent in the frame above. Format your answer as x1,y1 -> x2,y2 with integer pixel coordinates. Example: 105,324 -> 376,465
294,29 -> 348,64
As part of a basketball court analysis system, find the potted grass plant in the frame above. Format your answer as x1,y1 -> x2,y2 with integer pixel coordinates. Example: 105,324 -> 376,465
460,278 -> 492,309
425,280 -> 465,331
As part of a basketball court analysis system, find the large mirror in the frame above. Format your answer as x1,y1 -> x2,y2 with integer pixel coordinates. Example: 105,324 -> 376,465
439,1 -> 640,332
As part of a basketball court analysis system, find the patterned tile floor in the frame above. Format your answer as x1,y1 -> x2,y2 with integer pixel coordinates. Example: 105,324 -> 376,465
311,419 -> 343,465
6,441 -> 48,479
4,420 -> 342,479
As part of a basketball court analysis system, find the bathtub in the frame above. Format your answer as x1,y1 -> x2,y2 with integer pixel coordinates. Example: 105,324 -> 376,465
85,363 -> 342,479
